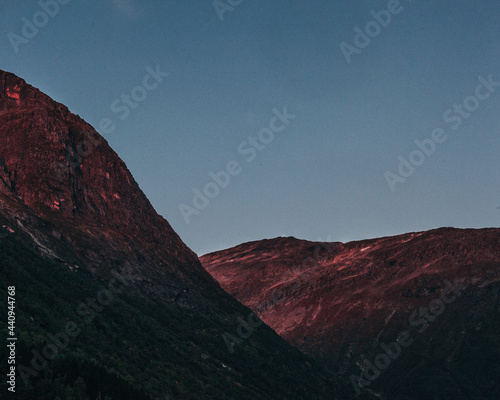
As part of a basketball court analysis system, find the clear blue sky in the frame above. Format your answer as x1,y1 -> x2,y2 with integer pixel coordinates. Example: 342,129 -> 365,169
1,0 -> 499,255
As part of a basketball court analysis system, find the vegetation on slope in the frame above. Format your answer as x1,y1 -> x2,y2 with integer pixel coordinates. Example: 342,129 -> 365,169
0,231 -> 367,400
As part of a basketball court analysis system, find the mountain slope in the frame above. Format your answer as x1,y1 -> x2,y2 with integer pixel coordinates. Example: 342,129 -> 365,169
0,68 -> 207,292
201,229 -> 500,399
0,69 -> 369,400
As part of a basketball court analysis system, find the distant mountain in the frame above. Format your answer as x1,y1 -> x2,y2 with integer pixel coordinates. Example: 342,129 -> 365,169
201,229 -> 500,399
0,69 -> 371,400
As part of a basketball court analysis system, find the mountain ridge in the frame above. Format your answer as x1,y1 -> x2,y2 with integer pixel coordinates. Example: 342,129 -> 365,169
201,227 -> 500,399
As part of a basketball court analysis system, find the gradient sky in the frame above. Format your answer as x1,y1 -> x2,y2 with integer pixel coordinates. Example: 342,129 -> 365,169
1,0 -> 499,255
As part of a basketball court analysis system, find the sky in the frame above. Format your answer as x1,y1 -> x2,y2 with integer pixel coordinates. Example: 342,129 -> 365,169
1,0 -> 499,255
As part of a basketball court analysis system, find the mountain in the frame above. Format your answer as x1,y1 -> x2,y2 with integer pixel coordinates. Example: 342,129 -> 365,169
0,68 -> 207,294
201,229 -> 500,399
0,69 -> 371,400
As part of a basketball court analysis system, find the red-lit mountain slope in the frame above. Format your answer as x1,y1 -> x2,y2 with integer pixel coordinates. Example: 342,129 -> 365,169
0,69 -> 209,292
201,229 -> 500,399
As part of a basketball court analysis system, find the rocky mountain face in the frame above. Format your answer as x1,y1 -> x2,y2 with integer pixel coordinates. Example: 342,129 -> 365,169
201,229 -> 500,399
0,69 -> 211,299
0,69 -> 369,400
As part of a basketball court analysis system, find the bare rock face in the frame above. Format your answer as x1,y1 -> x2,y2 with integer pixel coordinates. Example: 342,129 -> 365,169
0,69 -> 213,300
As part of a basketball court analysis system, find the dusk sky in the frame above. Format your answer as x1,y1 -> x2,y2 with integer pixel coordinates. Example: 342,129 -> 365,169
1,0 -> 499,255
